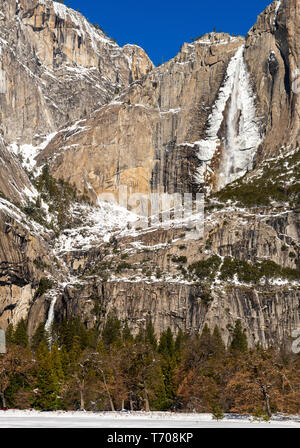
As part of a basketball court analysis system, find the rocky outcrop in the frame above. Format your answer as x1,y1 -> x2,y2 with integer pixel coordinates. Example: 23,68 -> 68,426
244,0 -> 300,160
51,279 -> 299,350
207,209 -> 299,270
0,133 -> 44,329
0,205 -> 59,329
37,34 -> 244,199
0,0 -> 153,144
23,193 -> 298,348
0,136 -> 35,203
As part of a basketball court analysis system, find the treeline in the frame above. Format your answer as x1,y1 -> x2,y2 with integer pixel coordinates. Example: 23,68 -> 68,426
1,315 -> 300,417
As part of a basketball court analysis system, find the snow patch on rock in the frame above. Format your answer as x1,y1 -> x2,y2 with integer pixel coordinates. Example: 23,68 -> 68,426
9,132 -> 57,173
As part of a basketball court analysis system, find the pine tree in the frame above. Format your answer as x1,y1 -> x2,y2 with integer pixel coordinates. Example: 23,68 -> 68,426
35,340 -> 50,364
50,343 -> 64,384
148,364 -> 169,411
175,328 -> 184,352
135,326 -> 145,344
200,323 -> 211,345
158,328 -> 175,358
5,323 -> 14,346
122,321 -> 134,344
32,323 -> 47,352
158,328 -> 176,405
211,325 -> 225,356
145,320 -> 157,351
174,329 -> 189,364
69,335 -> 82,367
102,310 -> 121,347
58,318 -> 73,351
199,323 -> 213,358
34,350 -> 61,410
60,346 -> 71,378
230,320 -> 248,353
13,319 -> 29,348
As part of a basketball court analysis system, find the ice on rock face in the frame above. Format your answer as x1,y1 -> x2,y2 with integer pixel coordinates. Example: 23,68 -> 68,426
275,1 -> 281,16
195,45 -> 262,190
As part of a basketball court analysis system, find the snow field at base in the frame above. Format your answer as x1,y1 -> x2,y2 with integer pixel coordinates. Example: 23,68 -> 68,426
54,201 -> 138,253
55,191 -> 204,254
0,410 -> 299,428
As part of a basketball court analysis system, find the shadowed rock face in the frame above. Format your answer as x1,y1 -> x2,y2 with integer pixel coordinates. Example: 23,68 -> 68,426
0,137 -> 34,203
0,208 -> 61,330
51,280 -> 300,349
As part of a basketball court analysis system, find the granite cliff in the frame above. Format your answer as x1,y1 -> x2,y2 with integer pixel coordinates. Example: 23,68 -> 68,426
0,0 -> 299,349
0,0 -> 153,144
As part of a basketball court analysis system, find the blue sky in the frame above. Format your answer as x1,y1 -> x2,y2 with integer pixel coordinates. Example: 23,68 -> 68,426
64,0 -> 273,65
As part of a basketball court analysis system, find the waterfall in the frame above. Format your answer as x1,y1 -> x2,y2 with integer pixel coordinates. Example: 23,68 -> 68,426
45,296 -> 58,342
195,45 -> 262,190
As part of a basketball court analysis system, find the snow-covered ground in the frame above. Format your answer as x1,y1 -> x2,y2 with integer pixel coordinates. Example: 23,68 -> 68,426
55,196 -> 204,254
0,410 -> 299,428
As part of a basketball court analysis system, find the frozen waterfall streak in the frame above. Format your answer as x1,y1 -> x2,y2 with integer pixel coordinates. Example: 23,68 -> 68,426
195,45 -> 262,190
275,1 -> 281,16
45,296 -> 58,341
273,1 -> 282,26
